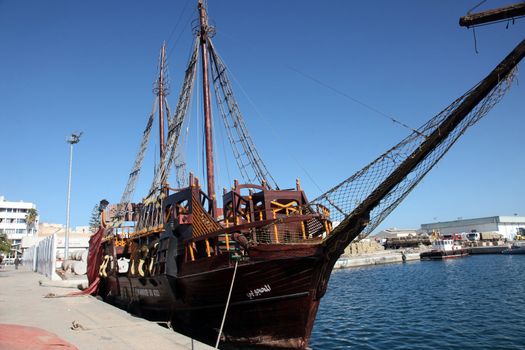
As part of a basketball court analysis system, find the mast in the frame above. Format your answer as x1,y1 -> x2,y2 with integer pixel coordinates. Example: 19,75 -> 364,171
158,43 -> 167,163
198,0 -> 217,215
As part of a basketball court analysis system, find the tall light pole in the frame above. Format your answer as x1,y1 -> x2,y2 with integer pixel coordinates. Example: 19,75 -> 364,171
65,132 -> 82,260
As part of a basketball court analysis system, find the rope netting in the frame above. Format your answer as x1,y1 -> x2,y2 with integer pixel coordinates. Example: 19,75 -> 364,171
310,68 -> 517,239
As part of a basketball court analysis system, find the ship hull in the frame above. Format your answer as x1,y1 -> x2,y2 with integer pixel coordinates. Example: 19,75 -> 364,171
420,249 -> 469,260
98,245 -> 327,349
502,246 -> 525,255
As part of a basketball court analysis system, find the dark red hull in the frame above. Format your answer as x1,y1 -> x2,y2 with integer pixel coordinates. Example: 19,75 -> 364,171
98,244 -> 328,349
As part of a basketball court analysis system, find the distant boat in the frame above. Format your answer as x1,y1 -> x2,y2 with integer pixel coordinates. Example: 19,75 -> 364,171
420,239 -> 469,260
502,242 -> 525,255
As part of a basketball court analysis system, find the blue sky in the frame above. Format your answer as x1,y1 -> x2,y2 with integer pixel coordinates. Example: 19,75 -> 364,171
0,0 -> 523,231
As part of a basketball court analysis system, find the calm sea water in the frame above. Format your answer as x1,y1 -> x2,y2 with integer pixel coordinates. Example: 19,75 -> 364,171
310,255 -> 525,350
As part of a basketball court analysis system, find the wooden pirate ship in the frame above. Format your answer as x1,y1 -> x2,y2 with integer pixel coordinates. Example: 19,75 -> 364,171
88,2 -> 525,349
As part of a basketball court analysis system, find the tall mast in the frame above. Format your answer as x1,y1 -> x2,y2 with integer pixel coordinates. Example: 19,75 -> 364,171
198,0 -> 216,215
157,43 -> 167,162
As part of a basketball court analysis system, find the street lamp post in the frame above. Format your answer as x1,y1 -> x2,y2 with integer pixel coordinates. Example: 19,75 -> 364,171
65,132 -> 82,261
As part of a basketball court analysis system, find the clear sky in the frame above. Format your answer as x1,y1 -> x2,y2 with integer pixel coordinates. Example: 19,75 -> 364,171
0,0 -> 523,232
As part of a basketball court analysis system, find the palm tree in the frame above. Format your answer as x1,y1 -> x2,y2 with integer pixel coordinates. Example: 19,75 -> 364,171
25,208 -> 38,235
0,233 -> 10,254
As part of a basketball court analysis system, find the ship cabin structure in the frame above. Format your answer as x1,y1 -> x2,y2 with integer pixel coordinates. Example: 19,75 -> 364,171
101,176 -> 333,282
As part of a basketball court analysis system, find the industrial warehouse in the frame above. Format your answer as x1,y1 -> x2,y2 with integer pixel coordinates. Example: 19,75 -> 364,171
421,216 -> 525,241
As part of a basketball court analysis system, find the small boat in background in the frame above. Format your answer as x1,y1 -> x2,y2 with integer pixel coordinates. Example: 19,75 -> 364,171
420,239 -> 470,260
502,242 -> 525,255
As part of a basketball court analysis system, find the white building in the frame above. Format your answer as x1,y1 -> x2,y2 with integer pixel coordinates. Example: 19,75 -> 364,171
0,195 -> 39,257
373,228 -> 422,240
421,216 -> 525,241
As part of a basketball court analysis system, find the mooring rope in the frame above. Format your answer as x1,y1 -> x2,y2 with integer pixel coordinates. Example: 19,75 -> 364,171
215,259 -> 239,349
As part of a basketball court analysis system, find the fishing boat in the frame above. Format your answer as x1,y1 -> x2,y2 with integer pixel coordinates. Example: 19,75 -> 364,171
85,2 -> 525,349
420,239 -> 469,260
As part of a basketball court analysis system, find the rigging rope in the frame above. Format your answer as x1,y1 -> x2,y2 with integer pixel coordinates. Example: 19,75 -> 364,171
208,39 -> 279,189
166,0 -> 193,46
167,6 -> 198,60
219,123 -> 233,190
467,0 -> 488,15
114,96 -> 158,221
286,65 -> 427,138
223,57 -> 325,193
473,26 -> 480,54
215,260 -> 238,349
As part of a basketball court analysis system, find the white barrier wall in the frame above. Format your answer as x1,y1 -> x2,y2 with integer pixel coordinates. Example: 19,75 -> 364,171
23,233 -> 60,280
22,245 -> 37,272
38,234 -> 60,280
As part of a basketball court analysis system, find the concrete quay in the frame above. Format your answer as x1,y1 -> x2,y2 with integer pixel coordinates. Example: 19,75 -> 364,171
334,243 -> 512,269
0,267 -> 212,350
335,250 -> 422,269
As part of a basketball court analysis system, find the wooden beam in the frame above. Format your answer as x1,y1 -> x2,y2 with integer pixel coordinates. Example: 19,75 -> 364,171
460,2 -> 525,27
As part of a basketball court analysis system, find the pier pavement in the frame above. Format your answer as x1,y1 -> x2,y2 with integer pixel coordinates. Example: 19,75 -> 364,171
0,266 -> 212,350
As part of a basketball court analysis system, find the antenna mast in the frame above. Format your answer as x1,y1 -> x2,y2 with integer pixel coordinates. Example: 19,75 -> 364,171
198,0 -> 217,215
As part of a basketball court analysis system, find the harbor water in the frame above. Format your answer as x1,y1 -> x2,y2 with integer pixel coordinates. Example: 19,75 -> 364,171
310,255 -> 525,349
